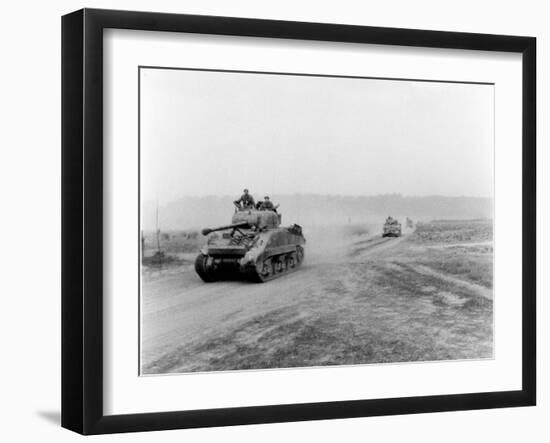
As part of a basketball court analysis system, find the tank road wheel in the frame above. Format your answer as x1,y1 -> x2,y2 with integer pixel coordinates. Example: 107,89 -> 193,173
273,257 -> 285,274
194,253 -> 217,283
257,258 -> 273,281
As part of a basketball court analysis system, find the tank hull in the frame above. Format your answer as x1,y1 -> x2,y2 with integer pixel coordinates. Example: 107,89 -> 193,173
195,211 -> 306,283
195,243 -> 305,283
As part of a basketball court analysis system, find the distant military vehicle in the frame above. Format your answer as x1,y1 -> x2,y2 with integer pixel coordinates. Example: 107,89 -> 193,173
195,209 -> 306,282
382,216 -> 402,238
405,217 -> 414,229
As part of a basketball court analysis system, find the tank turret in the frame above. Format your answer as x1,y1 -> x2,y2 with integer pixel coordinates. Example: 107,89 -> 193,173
195,209 -> 305,283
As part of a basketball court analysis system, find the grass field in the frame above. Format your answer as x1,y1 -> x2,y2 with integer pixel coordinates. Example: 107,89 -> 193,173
141,219 -> 493,374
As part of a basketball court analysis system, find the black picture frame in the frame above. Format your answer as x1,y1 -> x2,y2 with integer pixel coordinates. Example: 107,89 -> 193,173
62,8 -> 536,435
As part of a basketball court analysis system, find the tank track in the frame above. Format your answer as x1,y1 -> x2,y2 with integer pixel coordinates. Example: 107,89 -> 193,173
194,253 -> 219,282
382,232 -> 401,238
194,246 -> 304,283
248,246 -> 304,283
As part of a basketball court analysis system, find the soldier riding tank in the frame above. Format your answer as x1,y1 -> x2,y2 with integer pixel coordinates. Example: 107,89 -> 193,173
195,207 -> 306,282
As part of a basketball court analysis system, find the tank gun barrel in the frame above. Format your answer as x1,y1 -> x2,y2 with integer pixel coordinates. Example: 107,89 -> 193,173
201,221 -> 251,236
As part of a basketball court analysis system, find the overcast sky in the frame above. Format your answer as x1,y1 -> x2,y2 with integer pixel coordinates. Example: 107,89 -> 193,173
140,68 -> 493,202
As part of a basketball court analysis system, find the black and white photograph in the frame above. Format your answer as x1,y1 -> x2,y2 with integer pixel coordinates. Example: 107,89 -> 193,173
1,0 -> 546,439
139,67 -> 494,375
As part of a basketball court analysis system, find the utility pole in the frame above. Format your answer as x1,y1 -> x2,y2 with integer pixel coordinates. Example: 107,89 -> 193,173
141,231 -> 145,262
154,200 -> 164,266
156,200 -> 161,253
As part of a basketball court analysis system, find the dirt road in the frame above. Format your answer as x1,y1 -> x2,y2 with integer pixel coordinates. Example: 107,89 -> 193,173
142,231 -> 398,368
141,222 -> 493,374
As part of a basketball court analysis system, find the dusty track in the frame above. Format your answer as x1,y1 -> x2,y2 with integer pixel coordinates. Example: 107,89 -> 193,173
141,221 -> 493,374
141,231 -> 407,370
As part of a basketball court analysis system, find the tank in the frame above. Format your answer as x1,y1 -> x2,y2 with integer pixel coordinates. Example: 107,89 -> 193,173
195,209 -> 306,282
382,216 -> 402,237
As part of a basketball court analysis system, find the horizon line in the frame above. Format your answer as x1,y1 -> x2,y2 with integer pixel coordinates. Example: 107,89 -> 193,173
142,193 -> 494,203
